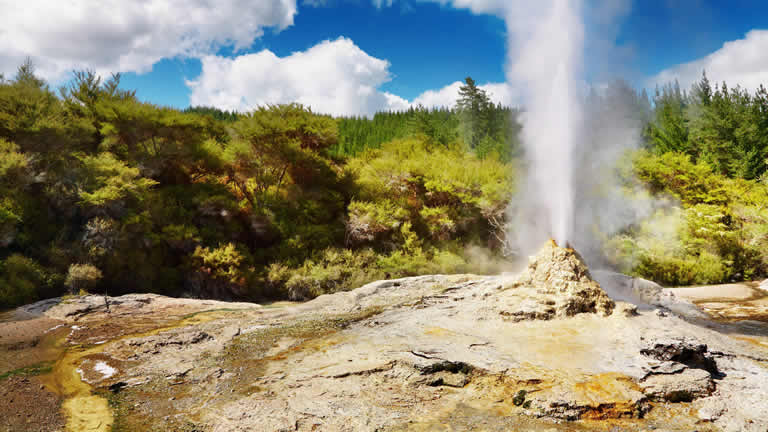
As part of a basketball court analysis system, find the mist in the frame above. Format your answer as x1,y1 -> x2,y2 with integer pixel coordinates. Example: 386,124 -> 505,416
504,0 -> 585,250
501,0 -> 655,274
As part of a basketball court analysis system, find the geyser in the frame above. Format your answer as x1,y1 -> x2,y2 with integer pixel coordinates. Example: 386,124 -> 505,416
505,0 -> 585,250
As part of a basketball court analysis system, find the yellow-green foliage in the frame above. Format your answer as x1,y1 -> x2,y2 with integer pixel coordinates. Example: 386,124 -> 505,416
347,136 -> 513,247
609,150 -> 768,285
193,243 -> 247,284
606,209 -> 729,286
78,152 -> 158,207
0,139 -> 27,177
630,150 -> 729,205
64,263 -> 103,294
419,206 -> 456,240
269,245 -> 468,300
224,104 -> 339,206
0,139 -> 28,243
346,200 -> 409,244
350,137 -> 511,207
269,248 -> 381,300
191,243 -> 254,298
12,60 -> 768,306
0,255 -> 51,308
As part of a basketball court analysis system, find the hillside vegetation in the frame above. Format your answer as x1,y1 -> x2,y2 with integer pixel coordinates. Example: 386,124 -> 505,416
1,66 -> 767,308
608,74 -> 768,285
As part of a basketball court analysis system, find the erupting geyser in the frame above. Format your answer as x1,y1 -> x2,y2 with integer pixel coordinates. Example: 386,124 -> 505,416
504,0 -> 585,251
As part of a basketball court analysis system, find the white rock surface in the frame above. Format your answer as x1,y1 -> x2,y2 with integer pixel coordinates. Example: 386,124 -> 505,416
23,244 -> 768,431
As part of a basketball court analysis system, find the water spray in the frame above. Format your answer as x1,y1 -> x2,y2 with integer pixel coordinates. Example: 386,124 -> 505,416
504,0 -> 585,252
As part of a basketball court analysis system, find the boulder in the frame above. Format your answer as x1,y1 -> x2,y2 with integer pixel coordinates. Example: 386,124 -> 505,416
640,368 -> 715,402
640,338 -> 719,375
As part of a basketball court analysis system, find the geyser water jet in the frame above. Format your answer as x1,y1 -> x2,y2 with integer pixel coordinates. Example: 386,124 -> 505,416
504,0 -> 585,251
507,0 -> 584,251
501,0 -> 654,304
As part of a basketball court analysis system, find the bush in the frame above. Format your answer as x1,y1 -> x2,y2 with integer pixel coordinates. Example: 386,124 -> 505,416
190,243 -> 253,299
268,245 -> 471,301
346,200 -> 409,246
274,248 -> 382,300
0,255 -> 51,308
608,151 -> 768,285
64,263 -> 103,294
630,150 -> 728,206
346,136 -> 513,251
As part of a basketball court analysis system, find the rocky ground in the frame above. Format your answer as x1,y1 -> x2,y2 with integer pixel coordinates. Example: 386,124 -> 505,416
668,282 -> 768,323
3,241 -> 768,431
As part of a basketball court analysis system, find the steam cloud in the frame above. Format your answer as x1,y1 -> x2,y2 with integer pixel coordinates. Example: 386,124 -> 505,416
501,0 -> 653,270
503,0 -> 585,250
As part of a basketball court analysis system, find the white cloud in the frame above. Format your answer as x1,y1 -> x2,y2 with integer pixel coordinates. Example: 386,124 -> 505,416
188,38 -> 512,116
0,0 -> 297,81
649,30 -> 768,91
188,38 -> 410,116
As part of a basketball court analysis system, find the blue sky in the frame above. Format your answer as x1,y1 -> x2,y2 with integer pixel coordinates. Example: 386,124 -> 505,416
120,1 -> 509,108
616,0 -> 768,77
2,0 -> 767,114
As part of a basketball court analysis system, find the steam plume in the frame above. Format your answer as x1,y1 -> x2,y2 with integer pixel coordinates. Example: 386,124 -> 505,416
504,0 -> 585,250
500,0 -> 652,270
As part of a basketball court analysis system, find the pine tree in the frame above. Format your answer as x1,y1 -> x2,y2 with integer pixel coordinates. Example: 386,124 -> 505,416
456,77 -> 491,149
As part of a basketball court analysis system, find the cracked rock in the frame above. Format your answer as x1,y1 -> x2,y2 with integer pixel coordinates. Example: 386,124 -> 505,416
641,368 -> 715,402
640,338 -> 719,375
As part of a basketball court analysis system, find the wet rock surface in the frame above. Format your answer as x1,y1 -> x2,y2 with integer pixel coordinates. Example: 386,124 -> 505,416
669,282 -> 768,323
4,243 -> 768,431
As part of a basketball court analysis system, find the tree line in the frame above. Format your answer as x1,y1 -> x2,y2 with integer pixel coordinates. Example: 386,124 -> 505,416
332,78 -> 522,161
0,67 -> 514,307
1,64 -> 767,309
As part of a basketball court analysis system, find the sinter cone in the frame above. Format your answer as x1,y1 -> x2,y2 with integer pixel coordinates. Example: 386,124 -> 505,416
499,240 -> 615,321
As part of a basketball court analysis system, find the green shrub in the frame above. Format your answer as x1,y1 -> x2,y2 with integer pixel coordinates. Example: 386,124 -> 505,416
609,152 -> 768,285
276,248 -> 382,300
64,263 -> 103,294
346,136 -> 513,251
346,200 -> 409,245
0,255 -> 50,308
270,245 -> 470,301
191,243 -> 254,298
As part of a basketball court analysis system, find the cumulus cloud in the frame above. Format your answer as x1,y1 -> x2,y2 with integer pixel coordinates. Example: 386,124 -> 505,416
649,30 -> 768,91
0,0 -> 297,81
188,37 -> 511,116
188,38 -> 413,116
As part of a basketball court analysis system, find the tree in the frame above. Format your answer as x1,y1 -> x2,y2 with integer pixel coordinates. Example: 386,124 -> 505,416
191,243 -> 250,299
646,80 -> 690,154
0,139 -> 30,247
224,104 -> 338,209
77,152 -> 158,214
687,75 -> 766,179
456,77 -> 492,149
14,58 -> 46,89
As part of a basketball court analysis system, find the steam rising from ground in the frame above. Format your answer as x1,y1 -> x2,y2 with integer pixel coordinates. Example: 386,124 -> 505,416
502,0 -> 653,272
504,0 -> 585,249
